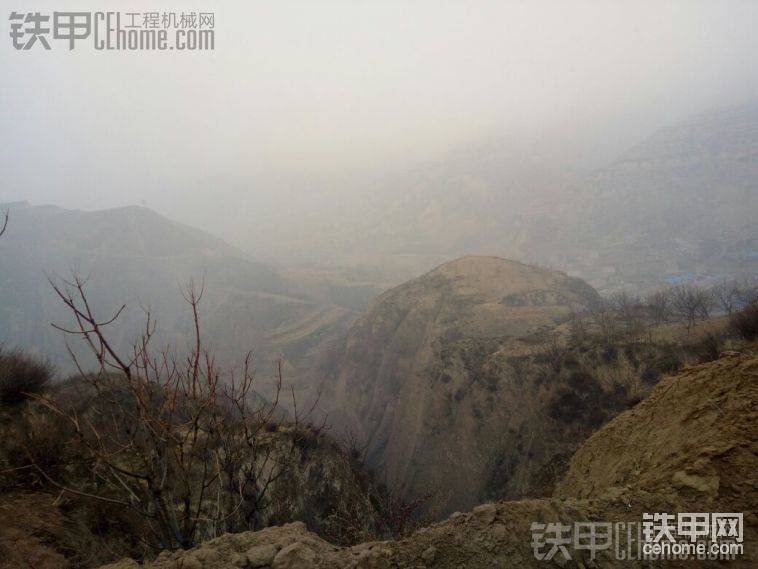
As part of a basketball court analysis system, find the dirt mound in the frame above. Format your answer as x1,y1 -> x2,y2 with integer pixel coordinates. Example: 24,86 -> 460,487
0,493 -> 73,568
556,351 -> 758,515
0,491 -> 135,568
101,496 -> 669,569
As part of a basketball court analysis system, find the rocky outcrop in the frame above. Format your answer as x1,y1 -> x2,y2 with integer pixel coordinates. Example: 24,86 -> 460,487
100,497 -> 659,569
246,425 -> 383,544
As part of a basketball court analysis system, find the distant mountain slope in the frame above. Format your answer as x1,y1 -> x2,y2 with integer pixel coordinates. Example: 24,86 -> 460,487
318,256 -> 606,513
244,104 -> 758,294
343,138 -> 576,258
246,137 -> 577,261
539,104 -> 758,290
239,136 -> 579,297
2,202 -> 277,268
0,203 -> 352,388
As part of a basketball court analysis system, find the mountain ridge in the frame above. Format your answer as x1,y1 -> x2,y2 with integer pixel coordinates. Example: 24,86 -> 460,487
0,203 -> 354,400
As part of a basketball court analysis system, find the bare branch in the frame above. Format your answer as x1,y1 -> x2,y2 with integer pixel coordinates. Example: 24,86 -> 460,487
36,272 -> 296,549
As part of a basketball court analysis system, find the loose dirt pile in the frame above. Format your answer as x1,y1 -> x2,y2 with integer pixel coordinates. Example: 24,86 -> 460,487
557,351 -> 758,515
102,495 -> 671,569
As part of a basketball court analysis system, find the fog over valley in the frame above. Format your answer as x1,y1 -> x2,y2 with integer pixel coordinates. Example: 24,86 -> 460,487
1,3 -> 758,567
3,1 -> 758,253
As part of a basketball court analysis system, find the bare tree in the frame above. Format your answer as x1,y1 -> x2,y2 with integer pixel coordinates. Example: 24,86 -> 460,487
341,428 -> 371,468
699,287 -> 714,320
711,279 -> 741,316
28,274 -> 295,551
609,291 -> 643,337
737,277 -> 758,308
671,284 -> 713,333
587,300 -> 619,344
644,289 -> 672,325
538,333 -> 569,374
567,306 -> 589,344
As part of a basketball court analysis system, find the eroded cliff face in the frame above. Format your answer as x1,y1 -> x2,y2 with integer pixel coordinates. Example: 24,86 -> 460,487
247,425 -> 383,545
319,255 -> 603,513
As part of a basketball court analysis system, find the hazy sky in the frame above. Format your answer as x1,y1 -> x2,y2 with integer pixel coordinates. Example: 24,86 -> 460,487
2,0 -> 757,247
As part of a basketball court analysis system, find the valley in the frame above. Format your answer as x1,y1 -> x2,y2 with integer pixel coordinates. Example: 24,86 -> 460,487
1,105 -> 757,568
3,5 -> 757,566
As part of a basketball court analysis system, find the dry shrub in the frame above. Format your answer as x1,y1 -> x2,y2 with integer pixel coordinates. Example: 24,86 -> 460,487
730,301 -> 758,341
0,348 -> 52,406
691,333 -> 724,363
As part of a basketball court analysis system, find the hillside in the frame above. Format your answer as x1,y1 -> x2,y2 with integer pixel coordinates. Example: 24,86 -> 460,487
319,255 -> 606,513
540,104 -> 758,291
0,203 -> 353,397
99,350 -> 758,568
0,422 -> 387,568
